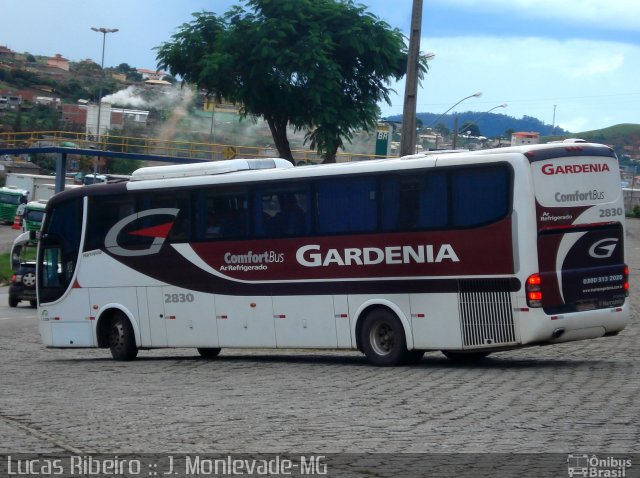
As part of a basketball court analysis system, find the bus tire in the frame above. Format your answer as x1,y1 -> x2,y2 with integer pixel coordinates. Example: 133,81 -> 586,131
109,313 -> 138,361
197,347 -> 221,359
441,350 -> 491,362
361,308 -> 408,366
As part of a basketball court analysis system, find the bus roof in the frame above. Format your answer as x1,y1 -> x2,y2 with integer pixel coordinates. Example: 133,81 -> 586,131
45,142 -> 616,208
130,157 -> 294,181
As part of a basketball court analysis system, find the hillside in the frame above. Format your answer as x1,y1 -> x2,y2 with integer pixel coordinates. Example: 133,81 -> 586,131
385,111 -> 568,138
552,123 -> 640,145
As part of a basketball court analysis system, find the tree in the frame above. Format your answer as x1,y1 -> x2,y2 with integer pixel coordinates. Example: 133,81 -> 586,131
156,0 -> 428,164
434,122 -> 449,137
458,121 -> 481,137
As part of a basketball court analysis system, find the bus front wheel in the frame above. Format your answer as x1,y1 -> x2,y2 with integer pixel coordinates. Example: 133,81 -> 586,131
361,308 -> 408,366
109,313 -> 138,361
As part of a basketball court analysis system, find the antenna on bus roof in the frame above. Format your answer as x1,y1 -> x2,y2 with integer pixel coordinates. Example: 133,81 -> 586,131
129,158 -> 293,181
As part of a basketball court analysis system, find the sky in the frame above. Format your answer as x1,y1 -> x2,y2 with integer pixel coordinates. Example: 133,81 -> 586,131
2,0 -> 640,133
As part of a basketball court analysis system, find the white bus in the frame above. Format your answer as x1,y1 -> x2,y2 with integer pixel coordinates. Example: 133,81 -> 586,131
36,142 -> 629,365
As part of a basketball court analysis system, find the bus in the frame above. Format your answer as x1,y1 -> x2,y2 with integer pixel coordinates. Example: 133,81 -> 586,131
36,143 -> 629,365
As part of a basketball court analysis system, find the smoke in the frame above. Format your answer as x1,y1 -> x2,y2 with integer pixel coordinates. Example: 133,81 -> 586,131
101,85 -> 379,160
102,85 -> 190,110
155,87 -> 194,144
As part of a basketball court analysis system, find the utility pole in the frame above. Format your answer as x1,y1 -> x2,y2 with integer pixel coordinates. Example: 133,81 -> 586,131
399,0 -> 423,157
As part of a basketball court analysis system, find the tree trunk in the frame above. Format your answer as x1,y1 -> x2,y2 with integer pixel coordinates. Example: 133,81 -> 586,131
321,149 -> 338,164
266,116 -> 295,165
321,139 -> 339,164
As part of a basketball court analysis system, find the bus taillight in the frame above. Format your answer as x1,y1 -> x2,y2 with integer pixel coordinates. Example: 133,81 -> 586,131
526,273 -> 543,307
624,265 -> 629,296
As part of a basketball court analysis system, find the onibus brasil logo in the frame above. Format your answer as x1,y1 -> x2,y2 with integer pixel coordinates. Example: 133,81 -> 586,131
567,454 -> 632,477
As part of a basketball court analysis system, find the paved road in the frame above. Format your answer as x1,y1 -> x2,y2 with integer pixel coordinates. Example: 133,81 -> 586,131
0,221 -> 638,471
0,223 -> 21,254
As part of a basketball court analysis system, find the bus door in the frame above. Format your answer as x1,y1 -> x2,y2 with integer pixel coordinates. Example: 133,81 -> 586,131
530,145 -> 627,313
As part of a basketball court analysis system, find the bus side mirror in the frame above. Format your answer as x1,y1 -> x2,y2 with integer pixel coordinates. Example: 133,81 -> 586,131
10,245 -> 21,271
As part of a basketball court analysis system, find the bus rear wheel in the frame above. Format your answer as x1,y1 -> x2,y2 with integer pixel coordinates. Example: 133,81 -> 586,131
197,347 -> 221,359
361,308 -> 408,366
109,313 -> 138,361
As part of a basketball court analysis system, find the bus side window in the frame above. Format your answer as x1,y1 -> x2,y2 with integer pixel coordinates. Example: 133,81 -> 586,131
451,166 -> 509,227
140,192 -> 191,242
256,185 -> 310,237
195,189 -> 249,241
382,173 -> 447,231
85,197 -> 135,252
316,177 -> 376,234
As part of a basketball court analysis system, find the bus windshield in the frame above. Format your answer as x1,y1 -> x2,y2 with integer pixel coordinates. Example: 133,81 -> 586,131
37,198 -> 83,303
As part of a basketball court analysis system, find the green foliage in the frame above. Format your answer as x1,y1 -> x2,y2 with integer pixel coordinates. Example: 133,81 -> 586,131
633,204 -> 640,219
156,0 -> 429,163
31,153 -> 57,174
0,68 -> 42,88
0,253 -> 15,285
459,121 -> 481,137
435,123 -> 450,137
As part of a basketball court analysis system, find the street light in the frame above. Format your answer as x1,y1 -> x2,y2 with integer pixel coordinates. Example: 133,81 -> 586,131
91,26 -> 118,173
426,91 -> 482,130
457,103 -> 508,134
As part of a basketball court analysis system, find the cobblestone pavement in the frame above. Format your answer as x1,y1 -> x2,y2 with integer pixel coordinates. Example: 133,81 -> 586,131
0,221 -> 638,457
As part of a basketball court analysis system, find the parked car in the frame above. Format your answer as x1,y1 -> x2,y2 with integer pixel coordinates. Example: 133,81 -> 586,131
9,262 -> 36,308
8,231 -> 37,308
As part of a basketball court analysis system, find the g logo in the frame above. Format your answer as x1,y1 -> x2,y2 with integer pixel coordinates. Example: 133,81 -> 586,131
105,208 -> 179,257
588,238 -> 618,259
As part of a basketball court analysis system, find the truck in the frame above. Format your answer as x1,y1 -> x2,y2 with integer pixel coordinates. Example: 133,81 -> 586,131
0,186 -> 28,223
1,173 -> 75,224
21,199 -> 47,232
5,173 -> 64,200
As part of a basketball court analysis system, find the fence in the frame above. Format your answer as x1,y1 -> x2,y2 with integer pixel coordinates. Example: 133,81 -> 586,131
0,131 -> 389,164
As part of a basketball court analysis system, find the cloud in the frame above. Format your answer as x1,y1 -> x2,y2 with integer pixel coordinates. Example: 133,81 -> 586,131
382,35 -> 640,132
439,0 -> 640,31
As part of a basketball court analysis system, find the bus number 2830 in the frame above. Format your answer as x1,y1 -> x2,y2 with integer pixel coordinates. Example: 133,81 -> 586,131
165,293 -> 195,303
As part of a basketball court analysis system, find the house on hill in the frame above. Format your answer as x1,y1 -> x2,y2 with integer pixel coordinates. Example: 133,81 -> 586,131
47,54 -> 70,71
0,46 -> 17,61
137,68 -> 166,81
511,132 -> 540,146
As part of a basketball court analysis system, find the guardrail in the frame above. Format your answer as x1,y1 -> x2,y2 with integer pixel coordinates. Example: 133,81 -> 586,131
0,131 -> 390,164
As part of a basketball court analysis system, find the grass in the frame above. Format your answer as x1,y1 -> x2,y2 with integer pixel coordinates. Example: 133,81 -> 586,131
0,253 -> 14,285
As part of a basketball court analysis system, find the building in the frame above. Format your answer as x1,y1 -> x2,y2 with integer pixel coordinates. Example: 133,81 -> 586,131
0,92 -> 22,110
137,68 -> 166,81
511,132 -> 540,146
47,54 -> 70,71
0,46 -> 17,61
